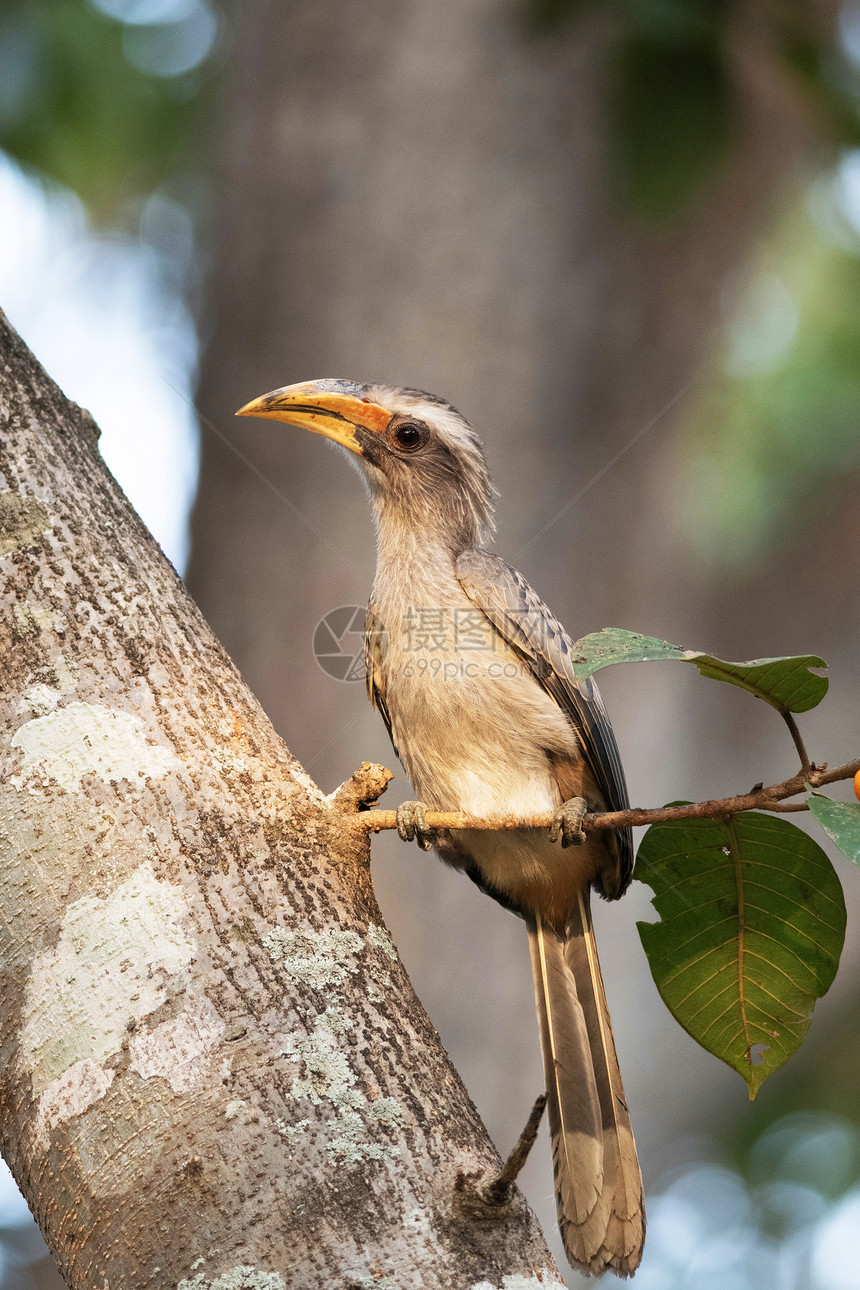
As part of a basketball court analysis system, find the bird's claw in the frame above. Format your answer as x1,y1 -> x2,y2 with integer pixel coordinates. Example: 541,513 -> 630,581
550,797 -> 588,848
396,800 -> 434,850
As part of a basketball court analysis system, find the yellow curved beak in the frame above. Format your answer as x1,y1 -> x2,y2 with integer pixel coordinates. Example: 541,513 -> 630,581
236,379 -> 391,456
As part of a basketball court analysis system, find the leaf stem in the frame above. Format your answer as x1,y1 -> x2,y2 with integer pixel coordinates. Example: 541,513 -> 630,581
782,712 -> 812,774
352,758 -> 860,835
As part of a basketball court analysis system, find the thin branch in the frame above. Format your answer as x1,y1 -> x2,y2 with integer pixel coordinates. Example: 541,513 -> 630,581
351,758 -> 860,835
478,1094 -> 547,1207
783,712 -> 812,774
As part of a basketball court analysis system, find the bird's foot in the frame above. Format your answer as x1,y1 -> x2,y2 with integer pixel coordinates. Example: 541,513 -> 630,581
549,797 -> 588,848
396,800 -> 434,851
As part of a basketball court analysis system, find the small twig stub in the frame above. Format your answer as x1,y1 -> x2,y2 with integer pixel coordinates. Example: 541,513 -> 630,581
479,1093 -> 548,1207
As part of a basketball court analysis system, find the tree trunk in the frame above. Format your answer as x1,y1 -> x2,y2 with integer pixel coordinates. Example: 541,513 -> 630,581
0,311 -> 564,1289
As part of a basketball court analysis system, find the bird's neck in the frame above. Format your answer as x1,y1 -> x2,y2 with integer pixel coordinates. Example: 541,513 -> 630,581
371,501 -> 467,609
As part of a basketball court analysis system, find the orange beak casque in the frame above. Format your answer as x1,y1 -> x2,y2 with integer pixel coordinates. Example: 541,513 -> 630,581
236,379 -> 391,456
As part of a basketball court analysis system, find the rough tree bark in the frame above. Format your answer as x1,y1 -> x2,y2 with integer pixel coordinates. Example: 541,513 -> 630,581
0,313 -> 565,1288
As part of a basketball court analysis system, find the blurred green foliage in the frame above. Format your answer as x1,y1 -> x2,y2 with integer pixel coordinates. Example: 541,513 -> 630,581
676,188 -> 860,574
0,0 -> 220,220
5,0 -> 858,231
525,0 -> 860,223
608,30 -> 732,222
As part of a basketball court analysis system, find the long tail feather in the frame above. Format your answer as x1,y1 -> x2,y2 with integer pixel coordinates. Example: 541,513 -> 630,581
528,900 -> 645,1276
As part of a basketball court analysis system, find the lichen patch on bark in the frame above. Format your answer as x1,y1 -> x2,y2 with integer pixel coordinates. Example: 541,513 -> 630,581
262,925 -> 363,989
19,862 -> 195,1093
10,701 -> 180,793
177,1265 -> 285,1290
12,599 -> 59,638
21,683 -> 63,716
471,1273 -> 566,1290
0,489 -> 51,555
367,924 -> 397,961
282,1011 -> 404,1165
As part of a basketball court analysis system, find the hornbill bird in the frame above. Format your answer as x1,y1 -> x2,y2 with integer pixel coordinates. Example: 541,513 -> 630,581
238,379 -> 645,1277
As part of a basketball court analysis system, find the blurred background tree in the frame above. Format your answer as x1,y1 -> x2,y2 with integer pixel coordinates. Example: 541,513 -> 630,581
2,1 -> 860,1286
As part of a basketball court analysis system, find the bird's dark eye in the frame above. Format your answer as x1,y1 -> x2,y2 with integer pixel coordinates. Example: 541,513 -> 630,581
391,420 -> 426,451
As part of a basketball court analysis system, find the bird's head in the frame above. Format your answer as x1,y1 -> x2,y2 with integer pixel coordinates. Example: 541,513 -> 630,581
237,379 -> 495,551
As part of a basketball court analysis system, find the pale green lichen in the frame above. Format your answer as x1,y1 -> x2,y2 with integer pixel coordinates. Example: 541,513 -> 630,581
12,600 -> 58,638
22,684 -> 61,716
11,702 -> 178,793
368,1097 -> 405,1129
320,1004 -> 352,1035
0,490 -> 51,556
262,926 -> 363,989
367,924 -> 397,961
325,1108 -> 398,1164
284,1024 -> 362,1112
224,1099 -> 247,1121
357,1280 -> 399,1290
470,1273 -> 566,1290
20,862 -> 194,1093
13,604 -> 33,636
52,656 -> 77,692
177,1266 -> 285,1290
275,1116 -> 310,1144
262,924 -> 404,1166
283,1015 -> 402,1166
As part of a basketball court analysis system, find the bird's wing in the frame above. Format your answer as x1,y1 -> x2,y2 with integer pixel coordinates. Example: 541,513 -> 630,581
364,601 -> 399,758
456,548 -> 633,896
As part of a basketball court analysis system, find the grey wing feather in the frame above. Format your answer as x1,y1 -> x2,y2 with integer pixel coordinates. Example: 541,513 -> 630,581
456,548 -> 633,894
364,602 -> 399,759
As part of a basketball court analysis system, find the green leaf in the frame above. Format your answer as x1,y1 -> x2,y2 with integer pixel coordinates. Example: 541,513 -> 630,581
0,1 -> 213,220
807,794 -> 860,867
571,627 -> 828,713
634,813 -> 845,1097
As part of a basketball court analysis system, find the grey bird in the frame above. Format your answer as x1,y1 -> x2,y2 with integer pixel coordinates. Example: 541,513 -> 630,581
238,379 -> 645,1277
